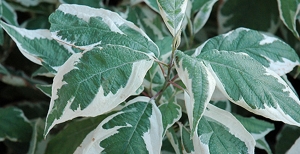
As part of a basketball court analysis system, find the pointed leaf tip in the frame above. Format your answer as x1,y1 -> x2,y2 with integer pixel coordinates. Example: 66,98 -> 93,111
74,97 -> 163,153
44,46 -> 154,136
175,50 -> 216,136
157,0 -> 188,36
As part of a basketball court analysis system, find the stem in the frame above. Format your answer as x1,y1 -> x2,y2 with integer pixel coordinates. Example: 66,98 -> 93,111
154,58 -> 168,67
154,31 -> 181,103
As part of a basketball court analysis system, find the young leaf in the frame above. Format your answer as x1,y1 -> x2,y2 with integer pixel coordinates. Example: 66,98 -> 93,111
277,0 -> 300,38
159,86 -> 182,135
0,21 -> 79,73
44,45 -> 154,136
193,104 -> 255,154
157,0 -> 188,36
49,4 -> 159,57
0,107 -> 32,142
218,0 -> 279,34
192,0 -> 218,34
126,5 -> 170,41
198,49 -> 300,127
74,97 -> 163,153
196,28 -> 300,76
45,115 -> 109,154
175,50 -> 216,136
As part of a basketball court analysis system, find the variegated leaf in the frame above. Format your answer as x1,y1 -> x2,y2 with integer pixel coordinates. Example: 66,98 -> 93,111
193,104 -> 255,154
0,107 -> 32,142
0,21 -> 80,73
180,124 -> 194,154
235,115 -> 274,141
192,0 -> 218,34
195,28 -> 300,76
165,127 -> 183,154
36,84 -> 52,97
143,0 -> 159,12
235,115 -> 274,153
175,50 -> 216,136
218,0 -> 279,34
157,0 -> 188,36
2,1 -> 18,26
74,97 -> 163,154
32,67 -> 55,77
198,49 -> 300,127
277,0 -> 300,38
126,5 -> 170,41
44,45 -> 154,136
256,138 -> 272,154
46,115 -> 108,154
49,4 -> 159,57
159,86 -> 182,135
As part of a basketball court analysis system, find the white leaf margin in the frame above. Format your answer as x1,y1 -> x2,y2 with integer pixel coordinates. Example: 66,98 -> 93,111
175,56 -> 216,136
204,59 -> 300,127
165,129 -> 182,154
0,21 -> 50,65
0,21 -> 76,72
74,96 -> 163,154
159,99 -> 182,136
157,0 -> 188,36
52,4 -> 157,57
194,28 -> 300,76
192,104 -> 256,154
193,0 -> 218,34
45,49 -> 154,135
277,0 -> 300,38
